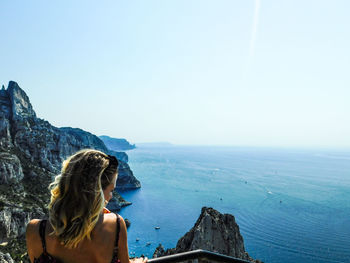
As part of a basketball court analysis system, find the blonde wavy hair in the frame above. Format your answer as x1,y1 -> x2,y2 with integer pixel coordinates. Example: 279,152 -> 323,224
48,149 -> 118,248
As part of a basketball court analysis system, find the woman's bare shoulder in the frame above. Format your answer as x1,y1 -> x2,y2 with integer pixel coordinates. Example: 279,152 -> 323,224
97,212 -> 127,244
26,219 -> 44,261
26,219 -> 41,238
110,213 -> 127,232
102,212 -> 117,224
103,212 -> 126,223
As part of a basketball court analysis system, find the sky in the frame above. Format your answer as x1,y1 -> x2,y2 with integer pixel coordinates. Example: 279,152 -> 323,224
1,0 -> 350,148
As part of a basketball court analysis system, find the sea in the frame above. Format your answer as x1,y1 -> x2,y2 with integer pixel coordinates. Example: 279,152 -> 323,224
117,145 -> 350,263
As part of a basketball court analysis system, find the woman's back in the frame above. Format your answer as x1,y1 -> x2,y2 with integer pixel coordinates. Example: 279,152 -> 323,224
26,208 -> 127,263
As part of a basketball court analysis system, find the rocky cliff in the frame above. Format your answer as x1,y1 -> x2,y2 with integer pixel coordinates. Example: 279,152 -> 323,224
153,207 -> 261,263
0,81 -> 140,261
99,135 -> 136,151
0,252 -> 14,263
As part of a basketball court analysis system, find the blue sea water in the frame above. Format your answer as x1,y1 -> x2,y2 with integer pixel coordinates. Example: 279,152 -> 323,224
118,146 -> 350,263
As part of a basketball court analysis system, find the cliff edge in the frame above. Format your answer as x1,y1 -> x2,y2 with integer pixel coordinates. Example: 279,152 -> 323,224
99,135 -> 136,151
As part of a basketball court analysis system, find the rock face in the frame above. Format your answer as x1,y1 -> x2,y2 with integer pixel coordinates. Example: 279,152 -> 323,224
106,193 -> 132,212
0,252 -> 14,263
0,207 -> 45,243
0,153 -> 24,184
7,81 -> 36,120
153,207 -> 261,263
99,135 -> 136,151
153,244 -> 166,259
0,81 -> 140,260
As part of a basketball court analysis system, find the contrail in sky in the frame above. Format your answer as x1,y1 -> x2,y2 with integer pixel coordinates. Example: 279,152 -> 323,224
249,0 -> 261,60
243,0 -> 261,80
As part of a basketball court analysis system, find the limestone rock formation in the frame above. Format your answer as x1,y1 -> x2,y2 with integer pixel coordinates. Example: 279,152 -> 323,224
0,252 -> 14,263
7,81 -> 36,121
0,153 -> 24,184
0,207 -> 45,243
109,150 -> 129,163
115,160 -> 141,190
153,207 -> 261,263
100,135 -> 136,151
153,244 -> 166,258
124,219 -> 131,228
0,114 -> 12,149
106,193 -> 132,212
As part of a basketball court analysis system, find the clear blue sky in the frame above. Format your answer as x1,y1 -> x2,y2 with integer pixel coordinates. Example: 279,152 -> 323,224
1,0 -> 349,148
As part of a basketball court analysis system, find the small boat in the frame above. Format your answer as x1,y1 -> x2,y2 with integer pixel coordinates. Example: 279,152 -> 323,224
155,226 -> 160,230
136,238 -> 140,241
146,242 -> 151,246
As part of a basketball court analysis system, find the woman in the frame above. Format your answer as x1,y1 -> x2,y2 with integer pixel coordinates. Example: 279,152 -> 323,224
26,149 -> 147,263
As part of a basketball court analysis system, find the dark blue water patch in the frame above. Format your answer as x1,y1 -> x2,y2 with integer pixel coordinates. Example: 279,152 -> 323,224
118,146 -> 350,263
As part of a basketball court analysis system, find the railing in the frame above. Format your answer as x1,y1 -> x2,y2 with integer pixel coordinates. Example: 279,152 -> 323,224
148,249 -> 251,263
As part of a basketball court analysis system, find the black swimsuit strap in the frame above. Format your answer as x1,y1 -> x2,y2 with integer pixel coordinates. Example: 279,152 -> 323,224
115,214 -> 120,248
110,214 -> 121,263
39,220 -> 48,254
